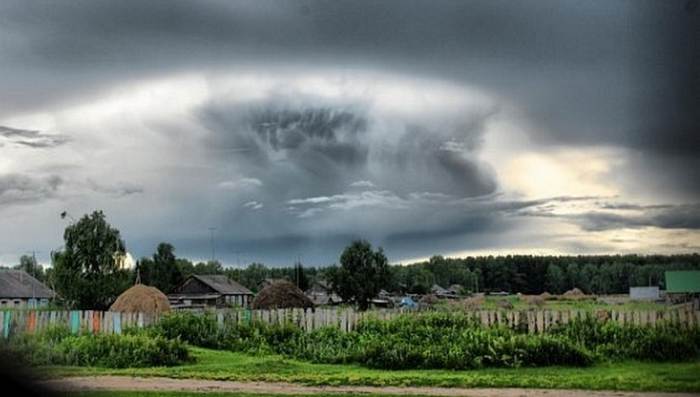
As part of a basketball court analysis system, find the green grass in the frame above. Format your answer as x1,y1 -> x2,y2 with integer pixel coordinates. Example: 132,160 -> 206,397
476,296 -> 669,311
40,347 -> 700,393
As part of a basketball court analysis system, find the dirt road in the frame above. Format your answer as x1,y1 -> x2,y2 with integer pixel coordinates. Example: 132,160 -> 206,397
42,376 -> 700,396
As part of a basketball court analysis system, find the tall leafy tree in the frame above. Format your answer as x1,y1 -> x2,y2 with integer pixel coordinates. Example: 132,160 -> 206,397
14,254 -> 45,282
545,263 -> 566,294
51,211 -> 131,309
136,242 -> 183,293
328,240 -> 390,310
193,260 -> 224,275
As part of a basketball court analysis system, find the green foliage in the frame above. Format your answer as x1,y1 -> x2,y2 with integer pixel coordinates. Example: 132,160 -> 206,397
549,316 -> 700,362
44,347 -> 700,393
50,210 -> 132,309
55,333 -> 189,368
194,260 -> 225,275
0,325 -> 189,368
137,242 -> 184,294
151,311 -> 221,348
14,254 -> 46,282
328,240 -> 391,310
545,263 -> 566,294
342,314 -> 593,370
152,312 -> 595,369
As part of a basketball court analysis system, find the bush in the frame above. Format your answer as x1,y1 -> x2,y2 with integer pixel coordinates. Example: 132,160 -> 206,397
154,312 -> 594,369
550,316 -> 700,362
149,311 -> 698,370
152,311 -> 222,348
0,325 -> 189,368
56,333 -> 189,368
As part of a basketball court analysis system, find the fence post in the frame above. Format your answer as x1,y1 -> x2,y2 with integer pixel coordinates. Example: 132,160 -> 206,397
70,311 -> 80,334
2,311 -> 11,338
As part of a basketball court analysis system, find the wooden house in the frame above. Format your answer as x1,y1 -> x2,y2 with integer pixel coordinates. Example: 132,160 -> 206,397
0,270 -> 55,308
168,274 -> 253,309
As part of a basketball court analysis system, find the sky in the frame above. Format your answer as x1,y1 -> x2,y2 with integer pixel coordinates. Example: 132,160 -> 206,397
0,0 -> 698,267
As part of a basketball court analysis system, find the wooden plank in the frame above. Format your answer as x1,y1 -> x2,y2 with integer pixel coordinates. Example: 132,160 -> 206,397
479,310 -> 488,327
536,311 -> 544,333
527,311 -> 535,334
0,311 -> 4,338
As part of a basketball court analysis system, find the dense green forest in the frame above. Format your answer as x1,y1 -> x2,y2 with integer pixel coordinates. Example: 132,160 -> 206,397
6,210 -> 696,306
223,253 -> 700,295
5,249 -> 700,298
5,248 -> 700,299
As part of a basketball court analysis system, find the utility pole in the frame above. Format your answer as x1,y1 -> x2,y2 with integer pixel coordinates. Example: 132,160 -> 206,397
232,250 -> 242,267
208,227 -> 217,262
24,250 -> 40,308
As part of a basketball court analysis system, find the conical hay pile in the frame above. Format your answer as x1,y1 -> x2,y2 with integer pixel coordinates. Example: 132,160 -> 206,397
109,284 -> 171,314
563,287 -> 585,297
251,280 -> 315,309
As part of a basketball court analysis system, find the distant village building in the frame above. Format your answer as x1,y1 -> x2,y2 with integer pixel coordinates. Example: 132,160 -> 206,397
665,271 -> 700,304
0,270 -> 55,308
431,284 -> 458,299
629,286 -> 660,301
168,274 -> 253,309
305,280 -> 342,306
448,284 -> 464,295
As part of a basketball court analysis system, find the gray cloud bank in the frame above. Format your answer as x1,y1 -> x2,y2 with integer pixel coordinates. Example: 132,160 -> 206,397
0,0 -> 697,264
0,125 -> 69,148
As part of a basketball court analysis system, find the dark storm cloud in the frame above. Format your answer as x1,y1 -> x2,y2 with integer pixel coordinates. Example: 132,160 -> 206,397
1,0 -> 695,160
1,0 -> 697,264
85,180 -> 144,198
198,89 -> 499,206
0,125 -> 69,148
0,174 -> 62,206
522,202 -> 700,232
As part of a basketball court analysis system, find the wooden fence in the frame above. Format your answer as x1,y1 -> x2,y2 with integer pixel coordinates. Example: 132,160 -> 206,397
2,307 -> 699,338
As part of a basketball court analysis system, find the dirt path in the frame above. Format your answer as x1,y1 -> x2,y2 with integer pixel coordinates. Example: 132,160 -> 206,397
41,376 -> 700,397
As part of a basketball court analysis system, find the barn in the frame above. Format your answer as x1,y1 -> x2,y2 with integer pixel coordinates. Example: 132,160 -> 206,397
168,274 -> 253,309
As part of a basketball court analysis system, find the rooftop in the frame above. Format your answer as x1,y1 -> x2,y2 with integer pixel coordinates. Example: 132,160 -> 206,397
0,270 -> 55,299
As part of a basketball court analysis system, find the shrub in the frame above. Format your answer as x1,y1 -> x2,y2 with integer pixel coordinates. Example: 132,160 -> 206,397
55,333 -> 189,368
550,316 -> 700,362
147,310 -> 698,370
151,311 -> 222,348
1,325 -> 189,368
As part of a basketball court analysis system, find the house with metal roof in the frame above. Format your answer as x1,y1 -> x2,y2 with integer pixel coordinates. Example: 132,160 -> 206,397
168,274 -> 253,309
0,270 -> 55,308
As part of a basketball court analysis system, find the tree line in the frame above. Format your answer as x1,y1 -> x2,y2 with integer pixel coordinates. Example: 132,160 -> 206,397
3,210 -> 699,309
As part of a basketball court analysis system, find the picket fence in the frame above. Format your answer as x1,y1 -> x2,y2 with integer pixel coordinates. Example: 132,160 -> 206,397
2,307 -> 699,338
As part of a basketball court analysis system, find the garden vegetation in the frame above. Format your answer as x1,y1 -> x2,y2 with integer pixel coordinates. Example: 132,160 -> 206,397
0,325 -> 189,368
150,311 -> 700,370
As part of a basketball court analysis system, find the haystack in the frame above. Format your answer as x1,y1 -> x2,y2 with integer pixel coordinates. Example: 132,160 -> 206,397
539,291 -> 553,300
496,299 -> 514,309
462,294 -> 485,310
109,284 -> 171,314
251,280 -> 314,310
563,287 -> 585,297
420,294 -> 439,305
522,294 -> 545,307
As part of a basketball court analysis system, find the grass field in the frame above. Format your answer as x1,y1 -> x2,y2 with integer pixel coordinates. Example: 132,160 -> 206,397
443,296 -> 670,312
41,347 -> 700,393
